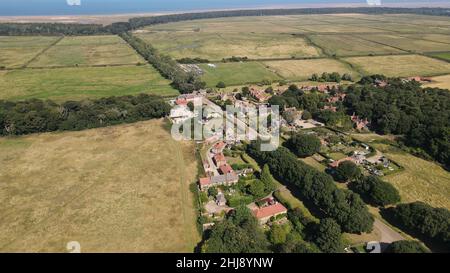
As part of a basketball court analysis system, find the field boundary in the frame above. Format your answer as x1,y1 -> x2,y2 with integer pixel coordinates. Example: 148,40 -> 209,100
22,36 -> 64,68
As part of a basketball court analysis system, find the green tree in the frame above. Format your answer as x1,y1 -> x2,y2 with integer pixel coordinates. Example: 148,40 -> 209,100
248,180 -> 266,199
335,161 -> 361,182
302,110 -> 312,120
208,187 -> 218,197
269,224 -> 288,245
187,102 -> 194,111
216,81 -> 226,88
285,133 -> 322,158
312,218 -> 343,253
260,164 -> 277,193
350,176 -> 400,206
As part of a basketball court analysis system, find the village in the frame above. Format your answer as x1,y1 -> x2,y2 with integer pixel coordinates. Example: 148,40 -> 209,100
166,76 -> 409,237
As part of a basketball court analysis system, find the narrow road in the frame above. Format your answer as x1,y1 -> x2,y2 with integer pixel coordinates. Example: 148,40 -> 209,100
374,218 -> 405,251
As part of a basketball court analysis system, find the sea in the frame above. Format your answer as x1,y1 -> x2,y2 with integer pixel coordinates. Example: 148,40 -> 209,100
0,0 -> 443,17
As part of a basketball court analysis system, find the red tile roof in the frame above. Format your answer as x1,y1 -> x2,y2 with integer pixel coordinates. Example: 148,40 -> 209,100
199,177 -> 211,186
219,164 -> 234,174
213,153 -> 226,163
213,141 -> 226,151
253,203 -> 287,219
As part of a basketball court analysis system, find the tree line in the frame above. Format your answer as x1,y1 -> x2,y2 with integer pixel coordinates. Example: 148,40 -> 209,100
344,77 -> 450,169
0,94 -> 170,136
0,23 -> 109,36
119,33 -> 206,94
128,7 -> 450,29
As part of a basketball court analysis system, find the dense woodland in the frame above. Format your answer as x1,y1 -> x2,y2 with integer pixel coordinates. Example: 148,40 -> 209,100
120,33 -> 206,94
0,23 -> 108,36
344,78 -> 450,169
388,202 -> 450,249
0,94 -> 170,136
247,141 -> 374,234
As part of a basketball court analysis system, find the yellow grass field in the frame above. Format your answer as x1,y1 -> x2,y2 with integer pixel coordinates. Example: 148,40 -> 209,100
0,36 -> 60,68
136,32 -> 321,60
263,58 -> 356,80
29,35 -> 144,67
423,74 -> 450,90
0,119 -> 200,252
343,55 -> 450,77
370,144 -> 450,210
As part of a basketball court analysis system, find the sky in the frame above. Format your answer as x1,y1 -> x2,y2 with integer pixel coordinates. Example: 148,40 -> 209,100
0,0 -> 447,16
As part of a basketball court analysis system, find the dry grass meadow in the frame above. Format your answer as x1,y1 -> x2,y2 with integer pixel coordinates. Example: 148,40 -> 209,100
424,74 -> 450,90
344,55 -> 450,77
0,119 -> 200,252
263,59 -> 356,81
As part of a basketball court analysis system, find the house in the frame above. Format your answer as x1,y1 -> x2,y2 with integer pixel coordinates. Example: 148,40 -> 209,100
199,173 -> 239,191
213,153 -> 227,167
249,88 -> 266,102
212,141 -> 226,154
351,113 -> 370,131
406,76 -> 432,83
327,93 -> 346,103
374,79 -> 388,87
323,105 -> 337,112
219,164 -> 234,175
216,192 -> 227,206
252,202 -> 288,224
176,93 -> 203,106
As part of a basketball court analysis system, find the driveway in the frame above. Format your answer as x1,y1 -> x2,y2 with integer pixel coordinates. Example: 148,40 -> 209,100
374,218 -> 405,251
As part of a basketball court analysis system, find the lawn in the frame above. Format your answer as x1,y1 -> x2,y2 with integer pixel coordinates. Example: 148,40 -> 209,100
136,32 -> 321,61
0,65 -> 178,101
343,55 -> 450,77
371,144 -> 450,210
308,34 -> 404,56
29,35 -> 144,67
263,59 -> 356,81
0,119 -> 200,252
198,62 -> 281,87
0,36 -> 60,68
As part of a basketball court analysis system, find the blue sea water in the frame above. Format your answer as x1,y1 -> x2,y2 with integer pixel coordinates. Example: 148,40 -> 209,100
0,0 -> 445,16
0,0 -> 391,16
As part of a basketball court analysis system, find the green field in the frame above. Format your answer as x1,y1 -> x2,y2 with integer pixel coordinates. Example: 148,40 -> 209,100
29,35 -> 144,67
136,32 -> 321,61
263,58 -> 356,81
357,34 -> 450,53
0,65 -> 178,101
344,55 -> 450,77
429,52 -> 450,62
0,36 -> 60,68
309,34 -> 404,56
199,62 -> 282,87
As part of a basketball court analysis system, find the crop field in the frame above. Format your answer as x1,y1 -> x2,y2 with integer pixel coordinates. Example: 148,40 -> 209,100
0,65 -> 178,101
29,35 -> 144,67
198,62 -> 281,87
309,34 -> 404,56
263,59 -> 356,81
136,32 -> 321,61
423,74 -> 450,90
357,34 -> 450,53
370,143 -> 450,210
0,36 -> 60,68
0,119 -> 200,252
343,55 -> 450,77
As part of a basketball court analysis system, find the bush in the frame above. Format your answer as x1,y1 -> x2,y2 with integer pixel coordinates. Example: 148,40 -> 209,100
385,240 -> 430,253
216,81 -> 226,88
